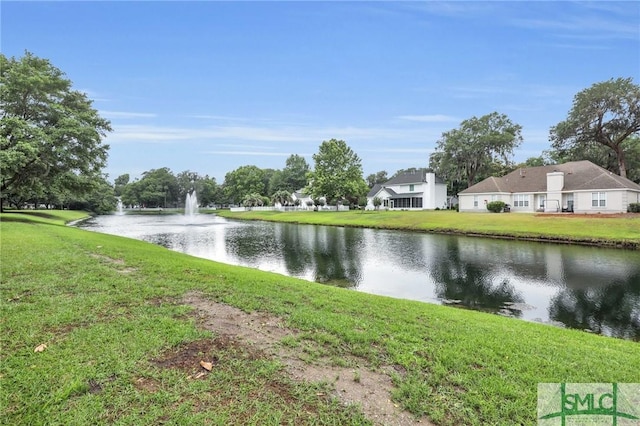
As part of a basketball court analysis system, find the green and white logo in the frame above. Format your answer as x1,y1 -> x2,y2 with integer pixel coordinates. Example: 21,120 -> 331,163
538,383 -> 640,425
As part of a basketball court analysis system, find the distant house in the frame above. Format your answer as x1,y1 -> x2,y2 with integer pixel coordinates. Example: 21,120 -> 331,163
458,160 -> 640,213
291,190 -> 314,209
367,169 -> 448,210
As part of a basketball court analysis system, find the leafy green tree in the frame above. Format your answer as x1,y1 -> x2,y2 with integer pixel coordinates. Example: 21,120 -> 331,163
309,139 -> 368,208
550,77 -> 640,179
175,170 -> 220,207
624,136 -> 640,183
176,170 -> 200,202
130,168 -> 178,208
198,175 -> 220,207
272,190 -> 293,206
373,196 -> 382,210
242,193 -> 265,207
261,168 -> 277,196
120,179 -> 140,208
224,165 -> 266,205
0,52 -> 111,211
429,112 -> 522,189
113,174 -> 129,197
267,170 -> 287,194
282,154 -> 310,191
66,175 -> 116,214
390,167 -> 422,179
521,156 -> 549,168
267,155 -> 311,195
366,170 -> 388,188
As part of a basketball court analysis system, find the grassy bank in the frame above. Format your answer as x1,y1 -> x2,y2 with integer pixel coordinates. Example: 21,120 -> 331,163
217,209 -> 640,249
2,211 -> 639,425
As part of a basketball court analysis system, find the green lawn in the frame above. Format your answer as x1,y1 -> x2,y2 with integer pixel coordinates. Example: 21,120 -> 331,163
2,210 -> 639,425
217,209 -> 640,248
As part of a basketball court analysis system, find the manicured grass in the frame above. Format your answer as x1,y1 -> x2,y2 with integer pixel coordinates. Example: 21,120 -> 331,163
217,209 -> 640,248
2,210 -> 639,425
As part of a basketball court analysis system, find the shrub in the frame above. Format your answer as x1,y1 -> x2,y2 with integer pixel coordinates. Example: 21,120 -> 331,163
486,201 -> 506,213
628,203 -> 640,213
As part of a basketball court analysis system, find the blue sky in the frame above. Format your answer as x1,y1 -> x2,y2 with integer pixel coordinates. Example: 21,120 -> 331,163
2,1 -> 639,183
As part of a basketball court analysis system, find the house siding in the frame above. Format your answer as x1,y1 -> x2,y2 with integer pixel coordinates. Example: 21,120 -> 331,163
366,171 -> 447,210
458,161 -> 640,214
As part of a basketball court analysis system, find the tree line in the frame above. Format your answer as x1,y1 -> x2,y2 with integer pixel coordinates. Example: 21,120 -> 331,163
2,52 -> 638,213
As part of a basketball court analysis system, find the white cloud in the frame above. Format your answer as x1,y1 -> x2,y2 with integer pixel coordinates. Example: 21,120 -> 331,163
361,147 -> 433,154
203,150 -> 310,157
511,8 -> 639,41
397,114 -> 459,123
100,111 -> 157,119
105,123 -> 444,145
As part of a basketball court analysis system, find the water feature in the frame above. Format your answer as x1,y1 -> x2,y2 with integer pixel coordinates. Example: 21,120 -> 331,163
116,199 -> 124,215
78,214 -> 640,340
185,191 -> 198,218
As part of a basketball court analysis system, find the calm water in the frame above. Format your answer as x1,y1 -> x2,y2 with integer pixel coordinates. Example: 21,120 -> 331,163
79,214 -> 640,340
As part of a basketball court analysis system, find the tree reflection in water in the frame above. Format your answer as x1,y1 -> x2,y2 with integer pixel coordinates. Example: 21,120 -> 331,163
549,272 -> 640,341
431,240 -> 525,317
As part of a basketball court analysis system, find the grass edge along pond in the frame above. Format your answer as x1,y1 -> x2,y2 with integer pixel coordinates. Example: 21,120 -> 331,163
2,210 -> 639,425
216,209 -> 640,249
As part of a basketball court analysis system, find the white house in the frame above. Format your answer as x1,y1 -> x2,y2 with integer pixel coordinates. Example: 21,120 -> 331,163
367,169 -> 448,210
291,190 -> 314,210
458,160 -> 640,213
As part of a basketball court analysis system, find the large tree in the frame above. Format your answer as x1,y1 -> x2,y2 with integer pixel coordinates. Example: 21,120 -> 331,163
175,170 -> 220,207
121,168 -> 178,208
309,139 -> 368,207
550,77 -> 640,179
429,112 -> 522,189
366,170 -> 388,188
0,52 -> 111,210
223,165 -> 266,205
113,174 -> 130,197
267,154 -> 311,195
282,154 -> 310,191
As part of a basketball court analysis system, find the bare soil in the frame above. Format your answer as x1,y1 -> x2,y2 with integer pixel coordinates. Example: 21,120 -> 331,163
162,291 -> 429,425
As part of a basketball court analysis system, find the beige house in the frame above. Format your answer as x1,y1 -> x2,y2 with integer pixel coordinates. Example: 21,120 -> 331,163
458,160 -> 640,213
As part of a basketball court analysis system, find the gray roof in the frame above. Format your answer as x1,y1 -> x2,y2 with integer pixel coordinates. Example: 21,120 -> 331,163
385,168 -> 445,185
460,160 -> 640,194
367,184 -> 383,198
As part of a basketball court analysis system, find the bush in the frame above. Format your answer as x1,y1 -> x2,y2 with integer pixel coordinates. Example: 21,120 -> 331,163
628,203 -> 640,213
486,201 -> 506,213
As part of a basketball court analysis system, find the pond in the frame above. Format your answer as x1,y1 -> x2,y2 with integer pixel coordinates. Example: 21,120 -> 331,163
79,213 -> 640,341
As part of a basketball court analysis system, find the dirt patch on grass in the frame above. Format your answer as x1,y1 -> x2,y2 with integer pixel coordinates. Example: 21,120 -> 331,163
181,292 -> 426,426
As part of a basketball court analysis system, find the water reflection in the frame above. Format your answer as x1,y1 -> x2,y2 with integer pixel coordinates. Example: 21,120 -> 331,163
549,272 -> 640,340
431,239 -> 525,317
79,214 -> 640,340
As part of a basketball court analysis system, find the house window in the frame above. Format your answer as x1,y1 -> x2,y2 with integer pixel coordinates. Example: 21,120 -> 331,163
514,194 -> 530,207
473,196 -> 478,208
539,195 -> 546,208
592,192 -> 606,207
409,184 -> 415,192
